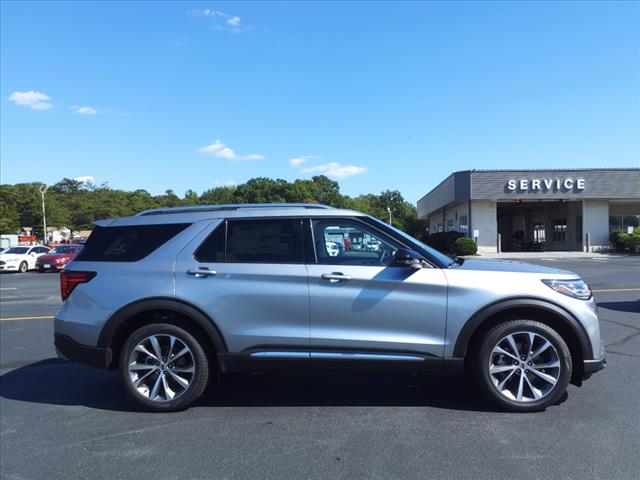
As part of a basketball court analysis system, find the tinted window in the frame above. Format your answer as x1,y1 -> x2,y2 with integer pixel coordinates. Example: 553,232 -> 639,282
194,223 -> 226,263
226,219 -> 303,263
312,218 -> 400,266
75,224 -> 189,262
5,247 -> 29,254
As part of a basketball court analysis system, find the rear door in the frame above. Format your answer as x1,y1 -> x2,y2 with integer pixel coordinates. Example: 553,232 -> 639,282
174,218 -> 310,353
306,217 -> 448,358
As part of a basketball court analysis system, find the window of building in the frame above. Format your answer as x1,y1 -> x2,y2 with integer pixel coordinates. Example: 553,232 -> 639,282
553,219 -> 567,242
459,215 -> 468,232
312,218 -> 401,267
446,219 -> 454,231
609,214 -> 640,232
533,223 -> 545,243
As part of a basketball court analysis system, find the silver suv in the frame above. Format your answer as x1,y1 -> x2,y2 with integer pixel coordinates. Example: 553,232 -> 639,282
54,204 -> 605,412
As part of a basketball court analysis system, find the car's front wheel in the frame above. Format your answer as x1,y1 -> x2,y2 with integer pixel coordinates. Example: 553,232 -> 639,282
119,323 -> 210,412
472,320 -> 572,412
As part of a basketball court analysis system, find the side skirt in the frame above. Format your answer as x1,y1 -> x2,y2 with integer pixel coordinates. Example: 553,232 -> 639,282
218,349 -> 464,375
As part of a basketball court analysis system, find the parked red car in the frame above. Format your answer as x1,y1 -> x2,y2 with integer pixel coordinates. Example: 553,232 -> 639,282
36,244 -> 83,272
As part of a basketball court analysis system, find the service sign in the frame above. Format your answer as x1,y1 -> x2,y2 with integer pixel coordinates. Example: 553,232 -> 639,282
506,178 -> 586,193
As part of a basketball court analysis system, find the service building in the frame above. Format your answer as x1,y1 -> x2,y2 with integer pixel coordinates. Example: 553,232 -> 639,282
417,169 -> 640,253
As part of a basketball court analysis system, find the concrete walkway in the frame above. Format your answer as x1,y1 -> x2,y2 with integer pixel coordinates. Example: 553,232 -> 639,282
472,251 -> 631,259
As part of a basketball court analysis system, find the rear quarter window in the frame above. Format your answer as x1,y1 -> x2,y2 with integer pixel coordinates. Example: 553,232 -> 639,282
75,224 -> 190,262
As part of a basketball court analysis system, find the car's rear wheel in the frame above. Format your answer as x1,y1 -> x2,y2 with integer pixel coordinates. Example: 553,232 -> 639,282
119,323 -> 209,412
472,320 -> 571,412
18,261 -> 28,273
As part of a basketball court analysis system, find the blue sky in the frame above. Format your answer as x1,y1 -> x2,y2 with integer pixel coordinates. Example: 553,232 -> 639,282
1,1 -> 638,203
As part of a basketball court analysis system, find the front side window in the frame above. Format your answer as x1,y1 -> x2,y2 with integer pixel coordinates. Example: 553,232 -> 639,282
312,218 -> 400,266
4,247 -> 29,255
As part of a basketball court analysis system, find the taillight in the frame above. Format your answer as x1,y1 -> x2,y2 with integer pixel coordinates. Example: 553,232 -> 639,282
60,271 -> 96,301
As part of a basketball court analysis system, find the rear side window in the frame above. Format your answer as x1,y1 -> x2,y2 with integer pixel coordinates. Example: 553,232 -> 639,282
75,224 -> 189,262
195,219 -> 303,263
194,223 -> 226,263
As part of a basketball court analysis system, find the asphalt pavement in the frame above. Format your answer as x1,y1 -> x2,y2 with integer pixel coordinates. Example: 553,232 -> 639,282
1,257 -> 639,480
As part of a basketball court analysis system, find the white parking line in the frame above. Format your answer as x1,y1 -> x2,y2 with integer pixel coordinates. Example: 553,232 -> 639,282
593,288 -> 640,293
0,288 -> 18,291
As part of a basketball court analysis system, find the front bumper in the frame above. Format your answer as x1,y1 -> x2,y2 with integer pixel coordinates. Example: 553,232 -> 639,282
54,333 -> 112,369
582,356 -> 606,380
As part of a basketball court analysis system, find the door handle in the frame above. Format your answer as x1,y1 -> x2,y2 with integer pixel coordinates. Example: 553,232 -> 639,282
321,272 -> 351,283
187,268 -> 217,277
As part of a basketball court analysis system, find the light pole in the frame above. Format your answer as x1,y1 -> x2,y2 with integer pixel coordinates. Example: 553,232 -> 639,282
387,206 -> 392,226
39,185 -> 49,245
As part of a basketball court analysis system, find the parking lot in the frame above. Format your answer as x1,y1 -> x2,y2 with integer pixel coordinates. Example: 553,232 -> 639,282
1,257 -> 639,480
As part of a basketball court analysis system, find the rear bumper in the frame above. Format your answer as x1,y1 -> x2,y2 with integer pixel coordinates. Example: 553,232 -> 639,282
54,333 -> 112,369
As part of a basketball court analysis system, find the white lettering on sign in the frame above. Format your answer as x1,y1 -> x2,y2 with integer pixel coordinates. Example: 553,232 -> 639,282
506,178 -> 586,193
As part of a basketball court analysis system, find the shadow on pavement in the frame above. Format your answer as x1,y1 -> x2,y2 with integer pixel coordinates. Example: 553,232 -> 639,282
597,301 -> 640,314
0,358 -> 505,413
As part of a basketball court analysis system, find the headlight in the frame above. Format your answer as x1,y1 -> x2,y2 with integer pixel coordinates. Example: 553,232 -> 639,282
542,278 -> 592,300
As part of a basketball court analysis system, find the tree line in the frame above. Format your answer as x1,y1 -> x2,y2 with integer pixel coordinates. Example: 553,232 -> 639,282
0,176 -> 428,240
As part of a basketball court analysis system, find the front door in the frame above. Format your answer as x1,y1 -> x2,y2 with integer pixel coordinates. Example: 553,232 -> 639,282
174,218 -> 310,353
307,218 -> 448,359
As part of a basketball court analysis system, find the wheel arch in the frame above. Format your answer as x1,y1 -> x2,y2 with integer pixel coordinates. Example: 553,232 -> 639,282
454,298 -> 592,384
97,297 -> 228,369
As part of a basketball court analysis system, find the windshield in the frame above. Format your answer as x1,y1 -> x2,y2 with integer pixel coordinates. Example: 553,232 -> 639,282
49,245 -> 81,254
4,247 -> 29,255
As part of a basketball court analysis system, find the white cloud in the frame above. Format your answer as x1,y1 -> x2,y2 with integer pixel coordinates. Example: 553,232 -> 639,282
289,155 -> 317,167
243,153 -> 265,161
191,8 -> 249,33
74,176 -> 94,184
8,90 -> 52,110
70,105 -> 97,115
302,162 -> 367,179
198,139 -> 264,161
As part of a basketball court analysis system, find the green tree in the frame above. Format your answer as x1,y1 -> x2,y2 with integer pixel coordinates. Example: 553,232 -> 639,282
0,185 -> 20,233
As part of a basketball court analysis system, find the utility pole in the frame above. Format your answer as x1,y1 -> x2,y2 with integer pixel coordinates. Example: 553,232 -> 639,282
39,185 -> 49,245
387,206 -> 392,226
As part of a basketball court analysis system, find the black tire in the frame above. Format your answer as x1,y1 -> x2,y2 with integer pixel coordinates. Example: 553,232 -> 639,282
18,261 -> 28,273
471,319 -> 572,412
119,323 -> 210,412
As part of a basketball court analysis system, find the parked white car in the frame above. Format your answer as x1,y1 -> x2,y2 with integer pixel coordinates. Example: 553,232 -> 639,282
0,245 -> 50,273
325,241 -> 340,257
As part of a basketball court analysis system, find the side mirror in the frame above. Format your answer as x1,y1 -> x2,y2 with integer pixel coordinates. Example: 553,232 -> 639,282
392,248 -> 424,269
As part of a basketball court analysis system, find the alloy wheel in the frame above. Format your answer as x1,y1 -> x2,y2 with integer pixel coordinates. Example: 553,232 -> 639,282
127,334 -> 196,403
488,330 -> 561,403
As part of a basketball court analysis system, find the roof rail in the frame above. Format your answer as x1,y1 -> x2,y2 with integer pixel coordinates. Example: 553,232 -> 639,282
137,203 -> 334,216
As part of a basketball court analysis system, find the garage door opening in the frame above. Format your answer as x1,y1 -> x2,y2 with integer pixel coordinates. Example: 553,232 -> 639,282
497,200 -> 583,252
